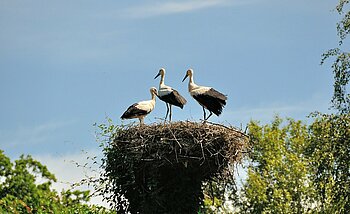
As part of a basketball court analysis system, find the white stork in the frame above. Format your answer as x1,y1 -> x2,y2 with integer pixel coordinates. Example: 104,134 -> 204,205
121,87 -> 158,124
154,68 -> 187,122
182,69 -> 227,121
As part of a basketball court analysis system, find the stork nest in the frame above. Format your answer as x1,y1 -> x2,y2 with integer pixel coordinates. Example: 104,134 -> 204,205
103,121 -> 248,214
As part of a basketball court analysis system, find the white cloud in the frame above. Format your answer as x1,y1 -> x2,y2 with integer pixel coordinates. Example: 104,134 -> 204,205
34,150 -> 108,207
121,0 -> 246,19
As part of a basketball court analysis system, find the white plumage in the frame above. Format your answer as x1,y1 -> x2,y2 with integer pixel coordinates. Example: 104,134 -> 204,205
121,87 -> 158,124
154,68 -> 187,122
182,69 -> 227,121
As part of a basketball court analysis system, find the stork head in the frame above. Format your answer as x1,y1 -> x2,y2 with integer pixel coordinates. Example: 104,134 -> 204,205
150,87 -> 158,95
154,68 -> 165,79
182,69 -> 193,82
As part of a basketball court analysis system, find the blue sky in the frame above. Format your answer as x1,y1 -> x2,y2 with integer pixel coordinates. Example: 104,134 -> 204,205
0,0 -> 338,204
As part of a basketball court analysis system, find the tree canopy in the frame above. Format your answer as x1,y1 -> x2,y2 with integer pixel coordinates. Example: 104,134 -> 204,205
306,113 -> 350,213
240,117 -> 313,213
0,150 -> 113,214
240,113 -> 350,213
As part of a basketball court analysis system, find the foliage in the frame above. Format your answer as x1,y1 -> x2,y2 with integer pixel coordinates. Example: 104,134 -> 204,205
240,117 -> 314,213
306,113 -> 350,213
304,1 -> 350,212
95,121 -> 248,214
200,177 -> 238,214
321,0 -> 350,113
0,150 -> 113,214
321,48 -> 350,113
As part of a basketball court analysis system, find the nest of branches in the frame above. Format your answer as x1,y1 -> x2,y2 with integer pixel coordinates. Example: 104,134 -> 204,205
104,121 -> 248,214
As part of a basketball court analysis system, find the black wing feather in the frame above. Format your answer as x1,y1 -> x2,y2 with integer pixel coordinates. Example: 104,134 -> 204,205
206,88 -> 227,102
121,103 -> 149,119
159,90 -> 187,109
193,88 -> 227,116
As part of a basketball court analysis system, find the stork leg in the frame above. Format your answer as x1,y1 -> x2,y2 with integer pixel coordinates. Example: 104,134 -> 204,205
169,104 -> 172,122
202,106 -> 206,120
205,111 -> 213,121
165,103 -> 170,122
139,117 -> 144,125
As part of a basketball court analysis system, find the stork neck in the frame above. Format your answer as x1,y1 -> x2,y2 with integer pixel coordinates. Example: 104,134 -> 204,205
159,74 -> 165,86
189,75 -> 194,84
188,75 -> 197,92
151,93 -> 156,101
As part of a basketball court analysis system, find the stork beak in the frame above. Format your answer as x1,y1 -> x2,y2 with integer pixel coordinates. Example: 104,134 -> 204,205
182,74 -> 188,82
154,73 -> 160,79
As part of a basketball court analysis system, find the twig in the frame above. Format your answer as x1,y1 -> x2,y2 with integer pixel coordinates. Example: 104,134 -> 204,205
178,155 -> 202,160
201,120 -> 249,138
200,142 -> 205,165
166,125 -> 182,148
